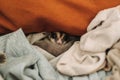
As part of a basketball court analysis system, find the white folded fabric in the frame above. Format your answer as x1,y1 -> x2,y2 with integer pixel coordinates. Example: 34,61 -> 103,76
105,40 -> 120,80
80,5 -> 120,52
57,5 -> 120,76
57,41 -> 106,76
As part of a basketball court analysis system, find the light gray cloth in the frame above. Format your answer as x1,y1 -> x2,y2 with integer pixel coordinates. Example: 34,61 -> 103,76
80,5 -> 120,52
0,29 -> 110,80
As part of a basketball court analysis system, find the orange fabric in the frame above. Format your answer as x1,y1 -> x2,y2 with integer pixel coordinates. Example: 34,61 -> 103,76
0,0 -> 120,35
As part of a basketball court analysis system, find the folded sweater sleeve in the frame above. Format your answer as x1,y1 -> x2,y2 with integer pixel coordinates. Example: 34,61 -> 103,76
0,0 -> 120,35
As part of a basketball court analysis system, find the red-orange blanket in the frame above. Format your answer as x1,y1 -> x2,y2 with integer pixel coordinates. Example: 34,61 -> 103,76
0,0 -> 120,35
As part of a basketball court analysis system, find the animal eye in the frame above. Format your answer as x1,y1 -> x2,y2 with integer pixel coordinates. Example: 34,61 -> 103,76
64,35 -> 70,42
51,32 -> 57,39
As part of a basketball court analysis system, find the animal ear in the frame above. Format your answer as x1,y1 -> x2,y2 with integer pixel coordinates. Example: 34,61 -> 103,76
50,32 -> 57,39
36,32 -> 50,41
42,32 -> 49,36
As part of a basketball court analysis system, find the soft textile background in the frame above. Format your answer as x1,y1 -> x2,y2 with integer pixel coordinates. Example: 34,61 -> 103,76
0,29 -> 111,80
0,0 -> 120,35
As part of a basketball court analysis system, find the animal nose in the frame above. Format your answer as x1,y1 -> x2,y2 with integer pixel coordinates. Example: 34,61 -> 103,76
57,39 -> 62,45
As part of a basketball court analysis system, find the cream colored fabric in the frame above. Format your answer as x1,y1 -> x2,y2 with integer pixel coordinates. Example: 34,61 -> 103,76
57,41 -> 106,76
27,32 -> 106,76
0,28 -> 111,80
80,5 -> 120,52
105,41 -> 120,80
26,5 -> 120,77
57,5 -> 120,76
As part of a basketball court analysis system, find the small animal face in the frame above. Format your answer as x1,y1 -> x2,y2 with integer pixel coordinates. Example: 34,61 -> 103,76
48,32 -> 70,45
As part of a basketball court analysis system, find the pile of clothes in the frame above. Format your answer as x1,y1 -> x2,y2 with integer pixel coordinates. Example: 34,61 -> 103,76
0,5 -> 120,80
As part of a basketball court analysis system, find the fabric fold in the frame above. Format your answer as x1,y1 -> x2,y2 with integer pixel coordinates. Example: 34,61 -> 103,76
1,4 -> 120,80
80,5 -> 120,52
105,40 -> 120,80
57,5 -> 120,76
57,41 -> 106,76
0,29 -> 60,80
